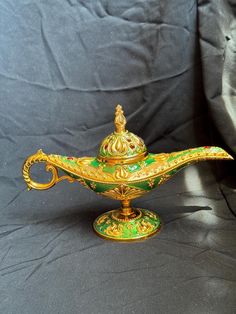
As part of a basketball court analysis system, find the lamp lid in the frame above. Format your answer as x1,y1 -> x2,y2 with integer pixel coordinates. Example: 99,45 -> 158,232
97,105 -> 147,164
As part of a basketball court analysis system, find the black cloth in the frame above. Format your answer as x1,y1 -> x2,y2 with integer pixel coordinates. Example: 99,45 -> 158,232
0,1 -> 235,313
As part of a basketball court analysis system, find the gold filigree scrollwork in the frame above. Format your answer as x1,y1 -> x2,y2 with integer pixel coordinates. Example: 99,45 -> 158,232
97,215 -> 108,225
109,135 -> 129,156
114,166 -> 129,179
136,221 -> 154,234
148,178 -> 155,188
104,223 -> 123,237
158,173 -> 171,185
100,184 -> 147,200
22,149 -> 75,190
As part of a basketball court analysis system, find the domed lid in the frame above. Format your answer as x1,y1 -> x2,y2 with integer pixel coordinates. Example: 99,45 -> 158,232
97,105 -> 148,164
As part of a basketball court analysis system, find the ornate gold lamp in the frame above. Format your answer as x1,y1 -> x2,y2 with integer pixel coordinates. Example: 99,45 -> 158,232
22,105 -> 233,241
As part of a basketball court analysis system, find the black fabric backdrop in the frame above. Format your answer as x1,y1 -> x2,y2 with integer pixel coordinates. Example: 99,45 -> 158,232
0,1 -> 236,313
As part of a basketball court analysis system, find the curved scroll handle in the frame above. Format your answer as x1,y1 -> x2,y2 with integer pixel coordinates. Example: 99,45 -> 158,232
22,149 -> 75,191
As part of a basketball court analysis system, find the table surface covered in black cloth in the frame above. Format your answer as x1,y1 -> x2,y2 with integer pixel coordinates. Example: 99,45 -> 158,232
0,1 -> 235,313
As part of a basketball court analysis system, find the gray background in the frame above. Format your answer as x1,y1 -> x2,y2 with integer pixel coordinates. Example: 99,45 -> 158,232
0,0 -> 235,313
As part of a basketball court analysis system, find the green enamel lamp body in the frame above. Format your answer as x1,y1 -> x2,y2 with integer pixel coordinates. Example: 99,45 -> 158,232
22,105 -> 233,241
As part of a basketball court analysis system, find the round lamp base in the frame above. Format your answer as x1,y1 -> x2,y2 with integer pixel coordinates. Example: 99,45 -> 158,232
93,208 -> 161,241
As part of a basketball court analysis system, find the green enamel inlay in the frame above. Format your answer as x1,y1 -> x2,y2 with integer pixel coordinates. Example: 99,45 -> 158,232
99,131 -> 147,158
54,147 -> 227,195
167,151 -> 192,162
93,209 -> 161,240
128,181 -> 152,191
127,164 -> 141,172
61,156 -> 78,165
90,159 -> 100,168
154,177 -> 162,185
167,146 -> 223,163
144,154 -> 156,165
62,170 -> 80,179
84,180 -> 117,193
102,165 -> 116,174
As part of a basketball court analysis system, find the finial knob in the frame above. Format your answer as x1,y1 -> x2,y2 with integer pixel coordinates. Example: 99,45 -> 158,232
114,104 -> 126,133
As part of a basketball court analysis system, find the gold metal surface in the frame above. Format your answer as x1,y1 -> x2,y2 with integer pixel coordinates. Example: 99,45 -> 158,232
22,149 -> 75,190
39,150 -> 232,186
93,208 -> 162,241
97,104 -> 147,163
114,104 -> 126,133
98,184 -> 147,200
97,151 -> 147,164
93,224 -> 162,242
22,104 -> 234,241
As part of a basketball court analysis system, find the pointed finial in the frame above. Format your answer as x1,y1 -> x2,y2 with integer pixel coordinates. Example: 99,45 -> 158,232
114,104 -> 126,133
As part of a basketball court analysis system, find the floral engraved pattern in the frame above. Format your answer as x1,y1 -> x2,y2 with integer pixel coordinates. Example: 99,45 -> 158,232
99,132 -> 146,158
93,208 -> 161,240
148,178 -> 155,188
97,215 -> 108,225
145,211 -> 157,219
158,174 -> 171,185
100,184 -> 147,200
136,220 -> 154,234
114,166 -> 129,179
104,223 -> 123,237
46,147 -> 232,187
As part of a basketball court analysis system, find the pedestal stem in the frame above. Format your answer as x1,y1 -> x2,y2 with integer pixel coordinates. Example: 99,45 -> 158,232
121,199 -> 133,216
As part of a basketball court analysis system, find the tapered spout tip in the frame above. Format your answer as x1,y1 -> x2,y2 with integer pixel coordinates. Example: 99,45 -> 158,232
215,147 -> 234,160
